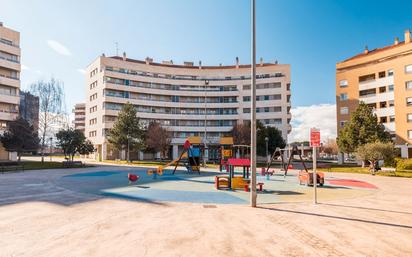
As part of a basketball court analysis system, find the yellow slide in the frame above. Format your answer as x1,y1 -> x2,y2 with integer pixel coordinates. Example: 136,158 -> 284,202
147,154 -> 185,176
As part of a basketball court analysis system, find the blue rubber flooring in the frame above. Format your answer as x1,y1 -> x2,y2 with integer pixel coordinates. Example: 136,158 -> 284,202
59,170 -> 246,204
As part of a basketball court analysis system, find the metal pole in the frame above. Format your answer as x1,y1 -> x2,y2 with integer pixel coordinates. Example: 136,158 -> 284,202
265,137 -> 269,163
204,80 -> 209,166
313,146 -> 317,204
250,0 -> 257,207
127,136 -> 130,163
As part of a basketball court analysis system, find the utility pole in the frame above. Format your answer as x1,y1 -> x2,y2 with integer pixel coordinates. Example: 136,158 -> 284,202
250,0 -> 257,207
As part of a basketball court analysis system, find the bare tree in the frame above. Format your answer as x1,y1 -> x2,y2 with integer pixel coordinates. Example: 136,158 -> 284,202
323,138 -> 339,156
145,121 -> 171,159
30,78 -> 65,162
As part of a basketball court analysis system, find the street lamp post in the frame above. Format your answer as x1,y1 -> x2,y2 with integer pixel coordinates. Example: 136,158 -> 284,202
265,137 -> 269,163
250,0 -> 257,207
203,80 -> 209,166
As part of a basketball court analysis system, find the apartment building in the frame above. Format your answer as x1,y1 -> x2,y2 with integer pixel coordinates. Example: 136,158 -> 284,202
0,22 -> 20,160
20,91 -> 39,132
73,103 -> 86,134
85,54 -> 291,161
336,29 -> 412,157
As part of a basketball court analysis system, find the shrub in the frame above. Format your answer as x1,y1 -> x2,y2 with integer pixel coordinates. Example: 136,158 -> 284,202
395,158 -> 412,170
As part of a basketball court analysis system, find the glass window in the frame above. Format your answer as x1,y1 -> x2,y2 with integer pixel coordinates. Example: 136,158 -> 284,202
408,130 -> 412,139
407,114 -> 412,122
405,64 -> 412,74
340,121 -> 346,128
388,69 -> 394,76
379,71 -> 386,78
388,84 -> 394,92
340,93 -> 348,101
407,97 -> 412,106
340,107 -> 349,115
406,81 -> 412,90
339,80 -> 348,87
389,116 -> 395,122
389,100 -> 395,107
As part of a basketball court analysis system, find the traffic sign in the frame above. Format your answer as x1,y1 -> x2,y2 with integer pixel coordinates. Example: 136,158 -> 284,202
310,128 -> 321,147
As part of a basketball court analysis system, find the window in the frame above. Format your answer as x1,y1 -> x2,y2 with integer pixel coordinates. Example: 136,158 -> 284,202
89,93 -> 98,101
408,130 -> 412,139
380,101 -> 387,108
339,80 -> 348,87
389,100 -> 395,107
243,108 -> 250,113
379,86 -> 386,93
340,121 -> 347,128
340,107 -> 349,115
388,69 -> 394,76
406,81 -> 412,90
243,85 -> 251,90
379,71 -> 386,78
89,118 -> 97,125
243,96 -> 251,102
380,117 -> 387,123
89,105 -> 97,113
407,114 -> 412,122
340,93 -> 348,101
388,84 -> 394,92
264,107 -> 270,113
407,97 -> 412,106
405,64 -> 412,74
89,130 -> 97,137
389,116 -> 395,122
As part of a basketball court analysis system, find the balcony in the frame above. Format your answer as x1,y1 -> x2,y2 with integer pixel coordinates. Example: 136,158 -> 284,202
0,75 -> 19,87
0,110 -> 18,121
0,57 -> 20,71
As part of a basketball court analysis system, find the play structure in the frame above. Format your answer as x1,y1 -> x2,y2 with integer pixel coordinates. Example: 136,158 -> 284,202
215,158 -> 264,191
147,137 -> 201,178
265,145 -> 305,177
219,137 -> 234,172
265,145 -> 324,186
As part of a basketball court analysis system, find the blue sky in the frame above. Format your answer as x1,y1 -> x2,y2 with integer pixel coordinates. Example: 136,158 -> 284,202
1,0 -> 412,140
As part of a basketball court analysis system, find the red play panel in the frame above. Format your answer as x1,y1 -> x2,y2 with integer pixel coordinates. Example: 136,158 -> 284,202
327,179 -> 378,189
227,158 -> 250,167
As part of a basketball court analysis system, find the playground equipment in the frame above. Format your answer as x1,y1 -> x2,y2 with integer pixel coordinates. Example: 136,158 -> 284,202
147,138 -> 201,178
215,156 -> 264,191
127,173 -> 140,184
298,170 -> 324,186
219,137 -> 234,172
266,145 -> 324,186
266,145 -> 307,177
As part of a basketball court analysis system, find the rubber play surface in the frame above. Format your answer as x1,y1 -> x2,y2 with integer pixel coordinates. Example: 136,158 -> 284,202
58,168 -> 378,204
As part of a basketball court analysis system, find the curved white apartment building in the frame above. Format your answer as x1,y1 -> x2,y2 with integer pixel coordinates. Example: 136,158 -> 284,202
85,54 -> 291,161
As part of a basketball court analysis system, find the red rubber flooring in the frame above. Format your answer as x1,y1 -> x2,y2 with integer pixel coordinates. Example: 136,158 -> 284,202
327,179 -> 378,189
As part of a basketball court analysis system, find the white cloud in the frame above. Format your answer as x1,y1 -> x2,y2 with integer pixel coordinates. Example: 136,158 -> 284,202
289,104 -> 336,143
21,64 -> 30,70
47,40 -> 72,56
77,69 -> 86,74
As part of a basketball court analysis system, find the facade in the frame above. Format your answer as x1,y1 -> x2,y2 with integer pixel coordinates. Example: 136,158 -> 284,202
85,54 -> 291,161
0,22 -> 20,160
20,91 -> 39,131
336,29 -> 412,157
73,103 -> 86,134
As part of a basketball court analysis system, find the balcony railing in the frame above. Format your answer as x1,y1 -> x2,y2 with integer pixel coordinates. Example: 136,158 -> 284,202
0,38 -> 19,48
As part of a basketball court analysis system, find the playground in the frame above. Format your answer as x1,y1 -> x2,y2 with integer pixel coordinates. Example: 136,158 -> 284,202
0,165 -> 411,256
57,167 -> 378,205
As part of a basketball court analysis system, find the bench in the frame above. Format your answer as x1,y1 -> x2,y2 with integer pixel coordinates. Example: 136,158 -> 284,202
62,161 -> 84,168
244,182 -> 264,192
0,162 -> 25,173
380,167 -> 396,174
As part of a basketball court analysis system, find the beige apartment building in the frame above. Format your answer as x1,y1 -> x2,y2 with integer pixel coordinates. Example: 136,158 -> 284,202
85,54 -> 291,161
336,29 -> 412,157
73,103 -> 86,134
0,22 -> 20,160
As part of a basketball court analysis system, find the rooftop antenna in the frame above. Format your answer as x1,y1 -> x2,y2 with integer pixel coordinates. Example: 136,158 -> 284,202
115,42 -> 119,56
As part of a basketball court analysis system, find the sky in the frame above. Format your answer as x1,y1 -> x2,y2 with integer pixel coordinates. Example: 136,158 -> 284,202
1,0 -> 412,141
